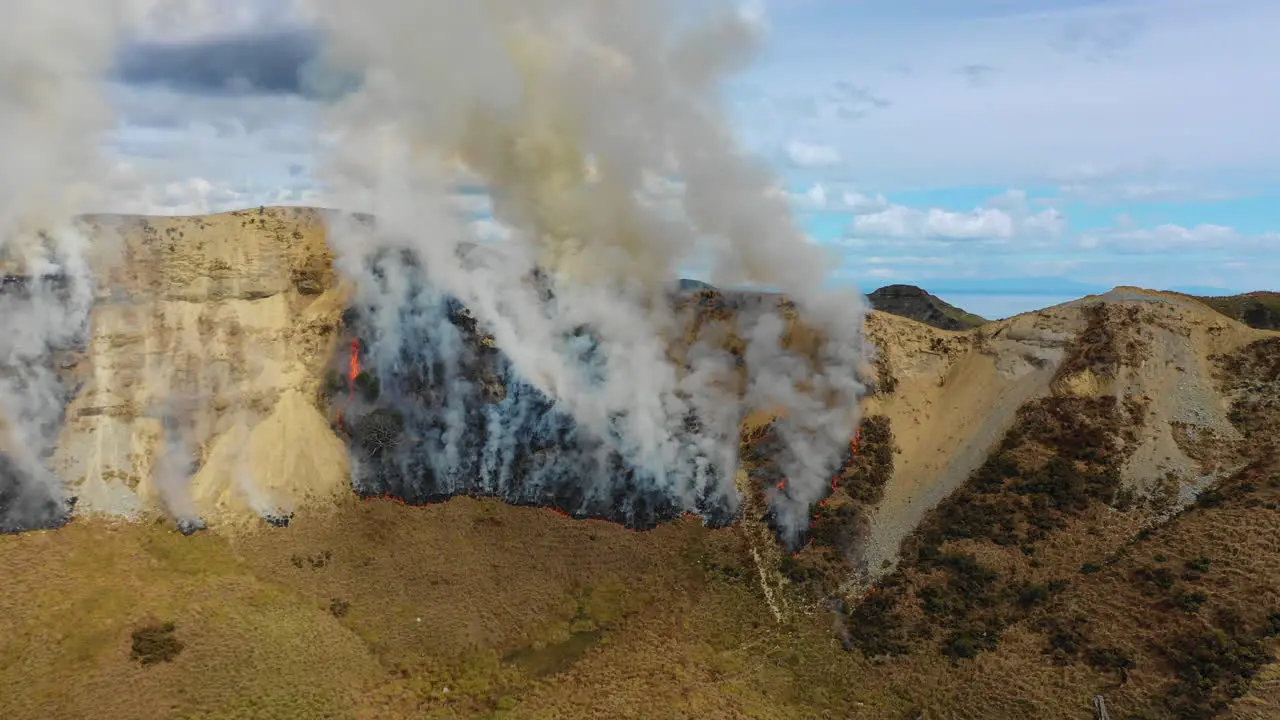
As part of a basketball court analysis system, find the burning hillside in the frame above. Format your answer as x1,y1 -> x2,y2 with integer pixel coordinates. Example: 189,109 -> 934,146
325,251 -> 866,544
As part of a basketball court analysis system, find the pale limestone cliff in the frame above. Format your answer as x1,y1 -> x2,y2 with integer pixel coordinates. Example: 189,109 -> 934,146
52,207 -> 351,525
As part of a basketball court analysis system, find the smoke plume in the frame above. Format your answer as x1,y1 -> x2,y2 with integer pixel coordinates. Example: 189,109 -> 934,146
0,1 -> 121,532
312,0 -> 871,544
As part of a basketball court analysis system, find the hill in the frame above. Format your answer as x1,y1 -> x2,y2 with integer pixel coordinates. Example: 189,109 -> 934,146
867,284 -> 988,330
1,208 -> 1279,719
1187,291 -> 1280,330
673,281 -> 990,332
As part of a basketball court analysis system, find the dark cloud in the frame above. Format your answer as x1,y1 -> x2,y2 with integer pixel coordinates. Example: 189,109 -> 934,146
114,30 -> 358,99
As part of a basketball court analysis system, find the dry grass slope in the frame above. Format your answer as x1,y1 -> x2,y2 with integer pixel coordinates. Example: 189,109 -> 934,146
836,309 -> 1280,719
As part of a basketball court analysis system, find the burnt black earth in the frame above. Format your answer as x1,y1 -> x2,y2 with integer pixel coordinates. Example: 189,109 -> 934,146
331,252 -> 739,531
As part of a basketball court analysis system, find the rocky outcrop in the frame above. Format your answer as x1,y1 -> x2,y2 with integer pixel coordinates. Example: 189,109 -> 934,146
867,284 -> 987,331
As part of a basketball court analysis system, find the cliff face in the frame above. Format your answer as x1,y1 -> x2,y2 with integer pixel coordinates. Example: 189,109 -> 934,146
48,207 -> 352,527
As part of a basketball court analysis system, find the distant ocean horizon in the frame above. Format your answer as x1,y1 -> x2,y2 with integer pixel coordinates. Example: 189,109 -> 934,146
929,292 -> 1084,321
676,275 -> 1255,322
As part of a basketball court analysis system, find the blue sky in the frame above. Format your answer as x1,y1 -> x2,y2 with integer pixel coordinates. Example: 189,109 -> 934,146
105,0 -> 1278,317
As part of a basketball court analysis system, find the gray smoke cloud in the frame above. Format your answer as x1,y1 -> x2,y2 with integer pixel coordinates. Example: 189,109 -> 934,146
312,0 -> 871,543
0,1 -> 123,532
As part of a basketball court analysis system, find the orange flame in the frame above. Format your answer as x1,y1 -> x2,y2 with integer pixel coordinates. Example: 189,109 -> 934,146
349,338 -> 361,387
831,427 -> 863,492
335,338 -> 363,436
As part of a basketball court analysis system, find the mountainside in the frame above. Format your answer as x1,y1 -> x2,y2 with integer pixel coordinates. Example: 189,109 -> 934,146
867,284 -> 988,330
1187,290 -> 1280,331
2,208 -> 1279,719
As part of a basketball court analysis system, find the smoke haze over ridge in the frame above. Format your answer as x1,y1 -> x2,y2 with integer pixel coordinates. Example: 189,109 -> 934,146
312,0 -> 871,541
0,0 -> 871,544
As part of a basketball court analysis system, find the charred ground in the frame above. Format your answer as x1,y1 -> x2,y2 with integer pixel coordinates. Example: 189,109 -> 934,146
325,266 -> 745,531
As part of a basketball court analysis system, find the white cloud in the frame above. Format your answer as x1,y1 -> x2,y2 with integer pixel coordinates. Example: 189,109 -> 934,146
853,206 -> 1007,240
784,140 -> 842,167
863,255 -> 952,267
89,159 -> 327,216
841,190 -> 889,214
781,184 -> 893,214
783,182 -> 829,209
1059,181 -> 1234,204
99,78 -> 327,215
1082,223 -> 1280,254
805,183 -> 827,207
97,170 -> 244,215
846,189 -> 1065,242
1021,208 -> 1068,237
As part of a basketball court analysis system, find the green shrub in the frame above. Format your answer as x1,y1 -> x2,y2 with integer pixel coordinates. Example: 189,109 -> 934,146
1038,614 -> 1090,659
1162,628 -> 1272,719
1135,565 -> 1176,592
1017,582 -> 1053,609
1183,555 -> 1212,580
1087,646 -> 1135,672
1173,590 -> 1209,613
942,625 -> 1000,661
1264,612 -> 1280,637
843,590 -> 909,657
1197,487 -> 1228,508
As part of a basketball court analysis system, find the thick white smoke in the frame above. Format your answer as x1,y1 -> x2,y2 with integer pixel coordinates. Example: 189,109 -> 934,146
312,0 -> 871,542
0,1 -> 123,532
